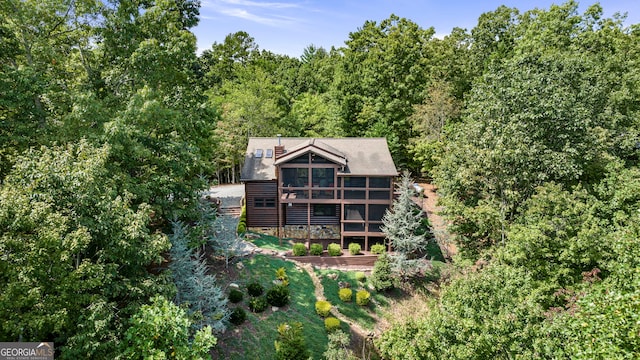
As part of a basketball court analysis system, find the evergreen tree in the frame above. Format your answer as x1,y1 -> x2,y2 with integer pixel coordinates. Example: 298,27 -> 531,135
381,171 -> 430,278
169,221 -> 228,332
370,253 -> 394,292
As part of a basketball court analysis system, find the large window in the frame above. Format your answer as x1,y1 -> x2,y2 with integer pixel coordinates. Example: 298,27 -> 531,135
312,168 -> 334,187
313,204 -> 336,217
282,168 -> 309,187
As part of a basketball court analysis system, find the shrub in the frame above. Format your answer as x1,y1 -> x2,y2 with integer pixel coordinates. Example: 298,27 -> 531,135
327,243 -> 342,256
275,322 -> 310,360
275,267 -> 288,282
248,296 -> 268,313
338,288 -> 352,302
355,272 -> 366,283
310,243 -> 323,256
315,300 -> 332,317
292,243 -> 308,256
229,307 -> 246,325
370,243 -> 386,254
267,284 -> 290,307
324,317 -> 341,333
228,289 -> 243,303
247,281 -> 264,297
356,290 -> 371,306
237,221 -> 246,235
371,253 -> 394,291
348,243 -> 361,255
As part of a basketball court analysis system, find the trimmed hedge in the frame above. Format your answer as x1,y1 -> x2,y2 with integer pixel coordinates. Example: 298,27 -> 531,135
267,284 -> 290,307
229,307 -> 247,325
310,243 -> 323,256
324,317 -> 341,332
348,243 -> 361,255
355,272 -> 366,283
247,281 -> 264,297
327,243 -> 342,256
292,243 -> 308,256
370,243 -> 386,254
338,288 -> 352,302
228,289 -> 244,303
248,296 -> 268,313
315,300 -> 332,317
356,290 -> 371,306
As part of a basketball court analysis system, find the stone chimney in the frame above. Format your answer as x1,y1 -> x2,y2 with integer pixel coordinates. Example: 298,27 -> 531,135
274,134 -> 285,158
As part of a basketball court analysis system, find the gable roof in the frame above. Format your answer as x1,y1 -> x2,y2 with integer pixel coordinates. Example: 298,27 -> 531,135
241,137 -> 398,181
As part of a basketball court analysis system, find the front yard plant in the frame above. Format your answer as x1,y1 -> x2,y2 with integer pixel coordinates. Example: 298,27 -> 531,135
370,243 -> 386,254
292,243 -> 307,256
324,317 -> 341,333
327,243 -> 342,256
315,300 -> 332,317
274,322 -> 310,360
247,281 -> 264,297
348,243 -> 361,255
229,307 -> 247,325
248,296 -> 268,313
310,243 -> 323,255
338,288 -> 352,302
356,290 -> 371,306
228,289 -> 244,303
267,284 -> 290,307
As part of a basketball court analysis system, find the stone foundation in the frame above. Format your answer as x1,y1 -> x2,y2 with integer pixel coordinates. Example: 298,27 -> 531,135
247,225 -> 340,240
284,225 -> 340,240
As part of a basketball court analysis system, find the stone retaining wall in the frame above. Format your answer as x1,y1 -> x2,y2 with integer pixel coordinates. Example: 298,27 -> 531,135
247,225 -> 340,240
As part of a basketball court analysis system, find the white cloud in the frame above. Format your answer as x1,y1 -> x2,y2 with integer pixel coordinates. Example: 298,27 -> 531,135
202,0 -> 303,27
220,0 -> 300,9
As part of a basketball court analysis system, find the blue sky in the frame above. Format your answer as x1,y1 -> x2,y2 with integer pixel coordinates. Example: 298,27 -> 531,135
194,1 -> 640,57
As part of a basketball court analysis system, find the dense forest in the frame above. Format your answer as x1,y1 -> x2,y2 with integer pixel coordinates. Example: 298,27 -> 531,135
1,0 -> 639,358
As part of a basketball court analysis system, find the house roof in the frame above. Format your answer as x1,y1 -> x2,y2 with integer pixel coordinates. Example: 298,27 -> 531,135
240,137 -> 398,181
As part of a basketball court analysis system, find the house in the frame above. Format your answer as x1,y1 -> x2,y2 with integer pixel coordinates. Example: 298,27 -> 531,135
240,137 -> 398,252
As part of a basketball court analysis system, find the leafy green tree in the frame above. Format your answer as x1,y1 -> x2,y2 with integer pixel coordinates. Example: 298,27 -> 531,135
323,330 -> 357,360
122,296 -> 217,360
0,141 -> 171,357
335,15 -> 435,165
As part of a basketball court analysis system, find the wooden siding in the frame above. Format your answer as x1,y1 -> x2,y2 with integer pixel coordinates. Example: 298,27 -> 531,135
285,204 -> 340,225
245,181 -> 278,227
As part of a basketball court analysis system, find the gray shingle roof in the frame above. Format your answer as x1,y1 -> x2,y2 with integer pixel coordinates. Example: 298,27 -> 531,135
240,137 -> 398,181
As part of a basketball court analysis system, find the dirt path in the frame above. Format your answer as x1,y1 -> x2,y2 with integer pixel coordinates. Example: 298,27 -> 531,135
417,182 -> 457,259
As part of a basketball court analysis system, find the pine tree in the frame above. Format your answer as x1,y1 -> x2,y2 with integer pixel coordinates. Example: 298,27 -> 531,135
381,171 -> 429,278
169,221 -> 229,332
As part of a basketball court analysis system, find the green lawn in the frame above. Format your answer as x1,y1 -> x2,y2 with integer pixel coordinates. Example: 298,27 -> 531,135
315,269 -> 391,330
245,232 -> 292,251
214,255 -> 327,359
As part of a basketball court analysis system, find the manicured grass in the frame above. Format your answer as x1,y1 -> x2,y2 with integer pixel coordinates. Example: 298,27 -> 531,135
316,269 -> 390,330
245,232 -> 291,251
214,255 -> 327,359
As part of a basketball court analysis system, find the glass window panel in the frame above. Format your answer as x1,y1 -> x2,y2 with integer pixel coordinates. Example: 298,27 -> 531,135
344,223 -> 365,232
282,168 -> 308,187
368,223 -> 383,232
312,168 -> 334,187
312,190 -> 334,199
344,204 -> 365,220
369,177 -> 391,188
344,190 -> 366,199
368,204 -> 388,221
344,177 -> 366,187
313,204 -> 336,216
369,190 -> 391,200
